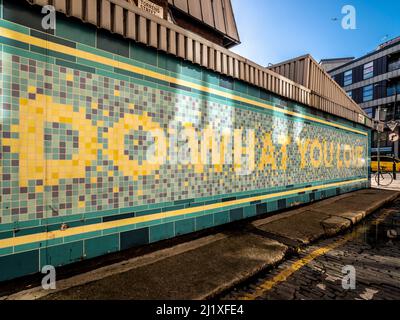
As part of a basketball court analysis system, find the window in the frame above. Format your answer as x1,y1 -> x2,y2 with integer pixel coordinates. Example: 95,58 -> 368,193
387,82 -> 400,96
346,90 -> 353,98
363,61 -> 374,80
388,57 -> 400,72
363,107 -> 373,117
344,70 -> 353,86
363,85 -> 373,102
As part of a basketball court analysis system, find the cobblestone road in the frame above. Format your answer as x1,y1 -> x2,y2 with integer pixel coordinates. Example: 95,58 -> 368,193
222,201 -> 400,300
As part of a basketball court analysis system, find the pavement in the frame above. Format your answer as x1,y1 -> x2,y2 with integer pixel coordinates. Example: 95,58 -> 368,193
371,175 -> 400,191
1,188 -> 399,300
223,205 -> 400,300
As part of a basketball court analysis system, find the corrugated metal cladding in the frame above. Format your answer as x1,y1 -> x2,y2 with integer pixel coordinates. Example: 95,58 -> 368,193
269,55 -> 372,127
25,0 -> 371,127
168,0 -> 240,45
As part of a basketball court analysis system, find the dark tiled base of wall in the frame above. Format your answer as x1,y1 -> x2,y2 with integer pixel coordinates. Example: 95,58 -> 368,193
0,184 -> 367,283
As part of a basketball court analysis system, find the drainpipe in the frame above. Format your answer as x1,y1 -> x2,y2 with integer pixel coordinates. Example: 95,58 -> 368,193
377,106 -> 381,186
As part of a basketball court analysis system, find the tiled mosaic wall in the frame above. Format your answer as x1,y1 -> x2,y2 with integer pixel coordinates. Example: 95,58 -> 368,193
0,0 -> 371,281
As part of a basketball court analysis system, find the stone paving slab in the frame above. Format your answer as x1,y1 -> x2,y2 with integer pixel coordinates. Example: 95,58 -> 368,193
255,189 -> 400,245
2,188 -> 399,300
254,210 -> 334,245
39,234 -> 287,300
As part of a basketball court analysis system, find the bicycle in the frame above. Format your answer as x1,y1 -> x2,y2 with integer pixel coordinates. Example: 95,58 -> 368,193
373,169 -> 394,187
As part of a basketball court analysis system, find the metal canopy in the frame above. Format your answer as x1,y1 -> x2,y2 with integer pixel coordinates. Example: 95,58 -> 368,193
25,0 -> 372,127
168,0 -> 240,47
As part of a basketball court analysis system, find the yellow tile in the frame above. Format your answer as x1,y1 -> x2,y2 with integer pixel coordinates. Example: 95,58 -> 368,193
35,166 -> 43,173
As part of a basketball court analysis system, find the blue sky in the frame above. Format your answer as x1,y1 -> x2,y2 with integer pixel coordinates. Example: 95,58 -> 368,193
231,0 -> 400,66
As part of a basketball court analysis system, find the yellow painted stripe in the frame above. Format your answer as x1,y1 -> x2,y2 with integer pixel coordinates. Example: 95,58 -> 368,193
0,178 -> 367,250
239,232 -> 356,300
0,26 -> 368,136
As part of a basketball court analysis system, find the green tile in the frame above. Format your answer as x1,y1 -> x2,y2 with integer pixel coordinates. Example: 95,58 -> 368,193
135,219 -> 163,229
115,224 -> 138,234
195,214 -> 214,231
14,241 -> 42,253
15,225 -> 46,237
77,57 -> 113,73
202,70 -> 220,86
181,62 -> 203,80
3,0 -> 46,32
63,231 -> 102,243
3,44 -> 54,63
158,53 -> 181,73
120,228 -> 149,250
0,36 -> 29,50
0,230 -> 13,240
267,201 -> 278,213
40,241 -> 83,268
55,59 -> 95,74
174,218 -> 195,236
97,29 -> 129,58
84,234 -> 119,259
234,80 -> 248,94
214,211 -> 230,226
0,247 -> 13,257
149,222 -> 174,243
76,43 -> 114,60
56,15 -> 96,47
248,85 -> 260,98
136,208 -> 162,217
243,206 -> 257,218
130,42 -> 157,66
0,18 -> 30,34
0,250 -> 39,282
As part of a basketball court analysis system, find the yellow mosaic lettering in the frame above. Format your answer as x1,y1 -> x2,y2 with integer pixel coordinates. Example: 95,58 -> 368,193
259,133 -> 277,171
323,141 -> 334,168
106,112 -> 164,180
297,139 -> 310,169
278,135 -> 291,171
310,139 -> 323,168
13,95 -> 99,187
336,144 -> 343,169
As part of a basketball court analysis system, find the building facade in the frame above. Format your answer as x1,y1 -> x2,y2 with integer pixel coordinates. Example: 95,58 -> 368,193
125,0 -> 240,48
328,37 -> 400,157
320,57 -> 355,73
0,0 -> 371,282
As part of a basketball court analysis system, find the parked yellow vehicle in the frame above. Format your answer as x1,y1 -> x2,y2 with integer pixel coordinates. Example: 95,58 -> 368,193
371,156 -> 400,172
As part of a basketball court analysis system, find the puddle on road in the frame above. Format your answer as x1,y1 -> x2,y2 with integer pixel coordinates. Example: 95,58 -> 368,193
353,210 -> 400,247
